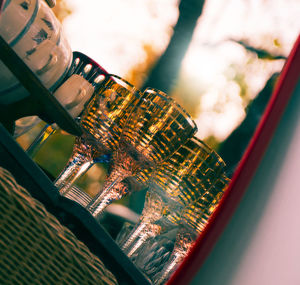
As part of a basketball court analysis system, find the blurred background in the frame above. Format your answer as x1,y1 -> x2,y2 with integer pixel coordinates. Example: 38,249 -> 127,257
17,0 -> 300,233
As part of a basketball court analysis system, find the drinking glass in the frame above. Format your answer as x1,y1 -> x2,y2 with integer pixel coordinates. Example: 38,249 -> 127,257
26,51 -> 108,157
64,185 -> 92,207
119,136 -> 225,258
153,174 -> 231,284
86,88 -> 198,218
55,74 -> 142,195
115,221 -> 135,245
132,160 -> 229,280
133,228 -> 178,280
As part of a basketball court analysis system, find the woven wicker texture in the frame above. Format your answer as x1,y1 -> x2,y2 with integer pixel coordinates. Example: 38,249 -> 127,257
0,167 -> 118,285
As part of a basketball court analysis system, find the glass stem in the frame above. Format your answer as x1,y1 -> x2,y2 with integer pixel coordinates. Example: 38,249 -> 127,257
64,186 -> 92,207
121,222 -> 147,252
115,222 -> 134,246
122,222 -> 161,258
87,150 -> 136,218
154,250 -> 186,285
26,124 -> 57,158
87,174 -> 127,218
55,146 -> 94,195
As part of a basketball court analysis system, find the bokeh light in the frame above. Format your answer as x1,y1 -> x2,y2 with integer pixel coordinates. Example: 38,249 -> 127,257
62,0 -> 299,141
17,0 -> 300,201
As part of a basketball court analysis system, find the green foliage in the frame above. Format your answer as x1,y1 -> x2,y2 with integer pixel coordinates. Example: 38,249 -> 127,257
34,131 -> 75,178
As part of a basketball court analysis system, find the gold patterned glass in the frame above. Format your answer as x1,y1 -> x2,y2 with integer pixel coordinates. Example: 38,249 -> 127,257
153,174 -> 231,285
55,74 -> 142,195
119,136 -> 226,258
86,88 -> 198,218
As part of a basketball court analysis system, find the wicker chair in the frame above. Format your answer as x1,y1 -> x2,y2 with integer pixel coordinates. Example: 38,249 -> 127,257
0,166 -> 117,285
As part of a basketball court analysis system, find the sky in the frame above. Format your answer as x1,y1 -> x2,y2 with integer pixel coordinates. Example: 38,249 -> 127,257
61,0 -> 300,140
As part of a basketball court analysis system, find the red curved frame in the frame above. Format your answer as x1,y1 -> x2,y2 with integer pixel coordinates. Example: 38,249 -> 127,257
168,34 -> 300,285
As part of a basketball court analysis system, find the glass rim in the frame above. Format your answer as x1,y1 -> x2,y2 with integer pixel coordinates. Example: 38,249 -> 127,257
70,52 -> 108,88
105,73 -> 140,94
143,87 -> 172,101
189,136 -> 226,166
72,51 -> 108,74
171,100 -> 197,132
142,88 -> 197,132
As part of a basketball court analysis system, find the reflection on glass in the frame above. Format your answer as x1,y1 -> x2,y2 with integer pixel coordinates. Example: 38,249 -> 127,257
153,174 -> 230,284
87,88 -> 198,217
64,185 -> 92,207
119,136 -> 226,258
55,74 -> 141,194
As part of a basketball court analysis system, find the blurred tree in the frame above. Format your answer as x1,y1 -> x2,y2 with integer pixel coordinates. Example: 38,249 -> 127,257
142,0 -> 206,94
217,39 -> 286,176
231,39 -> 286,61
28,0 -> 286,216
218,72 -> 279,177
126,44 -> 159,88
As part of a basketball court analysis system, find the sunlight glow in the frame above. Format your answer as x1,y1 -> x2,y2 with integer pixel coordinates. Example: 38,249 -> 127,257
63,0 -> 179,75
61,0 -> 300,141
